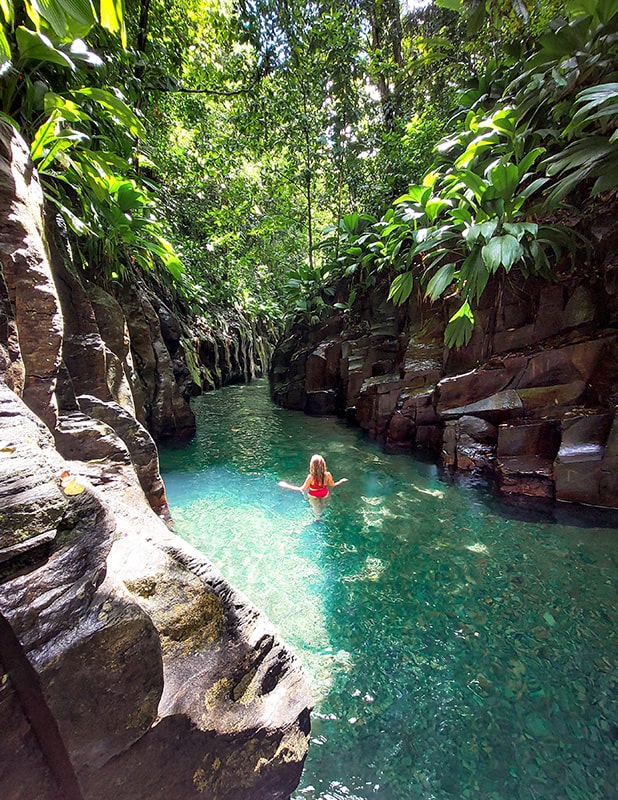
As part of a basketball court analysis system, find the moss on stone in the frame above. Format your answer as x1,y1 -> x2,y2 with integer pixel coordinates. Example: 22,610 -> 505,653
156,585 -> 226,649
125,576 -> 157,598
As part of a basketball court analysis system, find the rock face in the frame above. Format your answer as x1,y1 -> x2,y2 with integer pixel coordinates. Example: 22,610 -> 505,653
0,384 -> 312,800
0,122 -> 311,798
271,244 -> 618,509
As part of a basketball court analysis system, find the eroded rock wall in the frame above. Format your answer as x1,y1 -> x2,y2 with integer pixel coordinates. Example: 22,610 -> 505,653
271,227 -> 618,509
0,122 -> 311,799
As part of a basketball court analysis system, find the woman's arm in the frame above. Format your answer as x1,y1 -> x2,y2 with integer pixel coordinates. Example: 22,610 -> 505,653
278,475 -> 312,493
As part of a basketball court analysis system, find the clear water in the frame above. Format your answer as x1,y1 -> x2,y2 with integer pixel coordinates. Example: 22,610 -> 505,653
158,379 -> 618,800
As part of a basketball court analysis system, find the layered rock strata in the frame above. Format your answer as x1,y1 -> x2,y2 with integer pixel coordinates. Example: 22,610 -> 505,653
271,249 -> 618,508
0,123 -> 311,798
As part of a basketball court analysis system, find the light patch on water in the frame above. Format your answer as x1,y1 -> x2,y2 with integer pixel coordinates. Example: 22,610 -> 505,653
413,486 -> 445,498
361,495 -> 382,506
312,648 -> 355,703
359,504 -> 398,530
466,541 -> 489,554
342,556 -> 387,583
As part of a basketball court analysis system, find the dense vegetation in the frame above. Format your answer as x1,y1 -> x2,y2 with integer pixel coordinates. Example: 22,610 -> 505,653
1,0 -> 617,343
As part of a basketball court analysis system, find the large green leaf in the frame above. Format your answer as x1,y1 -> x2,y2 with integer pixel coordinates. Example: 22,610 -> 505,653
30,109 -> 61,161
464,219 -> 498,246
503,221 -> 538,240
481,234 -> 523,272
15,26 -> 75,68
73,87 -> 145,138
425,262 -> 456,300
460,246 -> 489,300
99,0 -> 126,47
568,84 -> 618,133
457,168 -> 487,199
489,163 -> 519,201
29,0 -> 68,38
113,179 -> 148,212
424,197 -> 451,221
44,91 -> 91,122
0,23 -> 10,73
517,147 -> 546,178
57,0 -> 96,28
388,271 -> 413,306
0,0 -> 14,24
341,212 -> 359,234
445,301 -> 475,348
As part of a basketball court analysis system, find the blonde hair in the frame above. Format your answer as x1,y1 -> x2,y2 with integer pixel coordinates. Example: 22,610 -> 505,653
309,454 -> 326,485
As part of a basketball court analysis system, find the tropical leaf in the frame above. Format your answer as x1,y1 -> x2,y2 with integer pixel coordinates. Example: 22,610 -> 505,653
29,0 -> 68,38
464,218 -> 498,246
341,212 -> 359,234
445,301 -> 475,348
503,221 -> 538,239
460,246 -> 489,300
0,24 -> 11,75
388,271 -> 414,306
73,87 -> 145,137
517,147 -> 546,178
99,0 -> 126,47
0,0 -> 14,25
30,109 -> 61,161
15,26 -> 75,68
44,91 -> 91,121
481,234 -> 523,272
489,162 -> 519,201
425,262 -> 456,300
57,0 -> 96,28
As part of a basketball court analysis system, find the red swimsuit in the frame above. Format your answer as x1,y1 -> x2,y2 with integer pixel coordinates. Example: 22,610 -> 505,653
308,482 -> 329,498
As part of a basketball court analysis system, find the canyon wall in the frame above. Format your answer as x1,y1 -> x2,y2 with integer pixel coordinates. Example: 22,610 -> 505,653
271,221 -> 618,509
0,122 -> 311,799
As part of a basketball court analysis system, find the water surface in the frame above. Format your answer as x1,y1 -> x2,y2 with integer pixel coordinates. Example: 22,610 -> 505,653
159,380 -> 617,800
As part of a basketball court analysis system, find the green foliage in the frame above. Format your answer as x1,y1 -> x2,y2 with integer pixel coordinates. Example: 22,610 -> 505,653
1,0 -> 186,290
310,0 -> 617,348
284,261 -> 334,324
4,0 -> 615,342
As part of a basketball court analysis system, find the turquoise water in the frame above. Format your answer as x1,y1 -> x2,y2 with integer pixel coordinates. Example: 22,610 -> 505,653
159,379 -> 618,800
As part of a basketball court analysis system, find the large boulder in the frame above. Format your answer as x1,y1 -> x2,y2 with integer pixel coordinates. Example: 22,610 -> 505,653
0,381 -> 312,800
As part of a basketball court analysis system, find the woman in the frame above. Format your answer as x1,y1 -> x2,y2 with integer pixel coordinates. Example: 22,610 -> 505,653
278,453 -> 348,517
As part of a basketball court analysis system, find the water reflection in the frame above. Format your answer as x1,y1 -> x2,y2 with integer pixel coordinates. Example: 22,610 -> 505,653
159,380 -> 618,800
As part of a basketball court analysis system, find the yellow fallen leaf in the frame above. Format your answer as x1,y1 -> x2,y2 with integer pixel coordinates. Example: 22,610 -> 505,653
62,478 -> 85,496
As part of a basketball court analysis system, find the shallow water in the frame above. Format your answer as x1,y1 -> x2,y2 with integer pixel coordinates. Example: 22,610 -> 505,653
159,380 -> 618,800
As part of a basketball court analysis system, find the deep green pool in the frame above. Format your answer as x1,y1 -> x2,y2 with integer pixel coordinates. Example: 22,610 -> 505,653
159,379 -> 617,800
